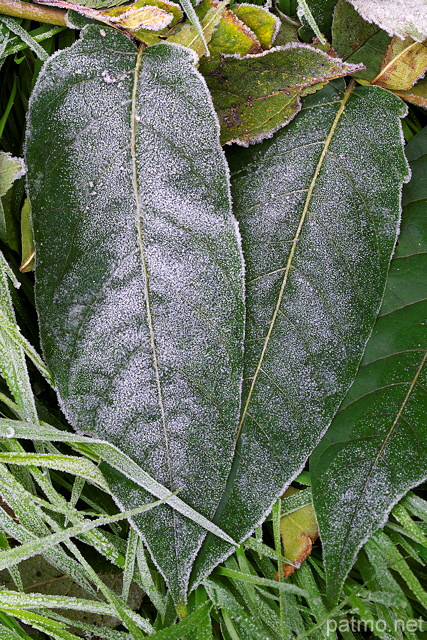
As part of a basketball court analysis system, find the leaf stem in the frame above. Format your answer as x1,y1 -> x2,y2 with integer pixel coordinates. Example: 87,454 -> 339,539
0,0 -> 67,27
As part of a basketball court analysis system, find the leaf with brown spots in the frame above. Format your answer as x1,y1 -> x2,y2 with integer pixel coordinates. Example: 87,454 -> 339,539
280,489 -> 319,577
199,43 -> 363,145
372,36 -> 427,91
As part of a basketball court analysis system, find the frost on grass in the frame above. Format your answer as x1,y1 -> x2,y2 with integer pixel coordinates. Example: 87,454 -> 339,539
190,80 -> 410,588
25,27 -> 245,602
349,0 -> 427,42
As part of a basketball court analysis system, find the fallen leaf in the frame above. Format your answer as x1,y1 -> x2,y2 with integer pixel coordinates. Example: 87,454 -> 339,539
372,36 -> 427,90
280,488 -> 319,577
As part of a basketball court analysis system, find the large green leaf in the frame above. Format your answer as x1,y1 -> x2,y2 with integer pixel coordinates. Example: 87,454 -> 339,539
25,26 -> 245,604
310,125 -> 427,604
190,80 -> 410,588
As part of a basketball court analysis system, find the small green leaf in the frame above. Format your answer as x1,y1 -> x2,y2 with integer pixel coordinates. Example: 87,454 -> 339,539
19,197 -> 35,273
199,44 -> 363,145
310,125 -> 427,604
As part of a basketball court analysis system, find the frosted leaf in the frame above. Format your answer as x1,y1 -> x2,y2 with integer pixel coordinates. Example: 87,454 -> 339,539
25,27 -> 245,603
190,80 -> 410,588
310,125 -> 427,603
349,0 -> 427,42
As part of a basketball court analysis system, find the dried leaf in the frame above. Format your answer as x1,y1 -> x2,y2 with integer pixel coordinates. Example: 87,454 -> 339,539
395,77 -> 427,107
372,36 -> 427,90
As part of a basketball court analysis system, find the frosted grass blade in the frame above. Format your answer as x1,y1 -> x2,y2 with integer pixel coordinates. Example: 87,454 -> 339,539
0,420 -> 238,546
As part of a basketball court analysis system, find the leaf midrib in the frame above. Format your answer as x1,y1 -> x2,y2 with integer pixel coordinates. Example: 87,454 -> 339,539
329,348 -> 427,600
130,46 -> 175,495
235,80 -> 356,443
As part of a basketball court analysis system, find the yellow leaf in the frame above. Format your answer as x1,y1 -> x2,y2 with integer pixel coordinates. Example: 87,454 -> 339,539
104,4 -> 173,31
372,36 -> 427,91
280,488 -> 318,577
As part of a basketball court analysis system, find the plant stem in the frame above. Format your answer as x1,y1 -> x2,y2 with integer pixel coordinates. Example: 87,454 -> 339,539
0,0 -> 67,26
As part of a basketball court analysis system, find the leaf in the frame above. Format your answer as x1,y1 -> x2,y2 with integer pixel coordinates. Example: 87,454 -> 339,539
100,0 -> 182,37
0,152 -> 25,246
230,4 -> 280,49
25,27 -> 245,604
348,0 -> 427,43
193,0 -> 262,55
280,489 -> 318,576
310,125 -> 427,605
34,0 -> 182,37
167,0 -> 227,58
199,44 -> 363,145
395,77 -> 427,108
190,80 -> 410,590
371,36 -> 427,90
331,0 -> 392,83
20,198 -> 35,273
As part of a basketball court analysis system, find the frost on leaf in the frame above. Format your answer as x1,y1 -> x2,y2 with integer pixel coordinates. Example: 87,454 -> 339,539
25,27 -> 245,604
349,0 -> 427,43
190,80 -> 410,590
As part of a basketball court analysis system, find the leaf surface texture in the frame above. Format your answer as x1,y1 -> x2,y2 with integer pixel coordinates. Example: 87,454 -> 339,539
25,26 -> 245,603
310,125 -> 427,603
191,80 -> 410,587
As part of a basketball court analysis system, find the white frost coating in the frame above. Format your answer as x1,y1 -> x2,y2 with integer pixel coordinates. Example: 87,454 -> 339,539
349,0 -> 427,42
190,80 -> 411,588
25,27 -> 244,603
